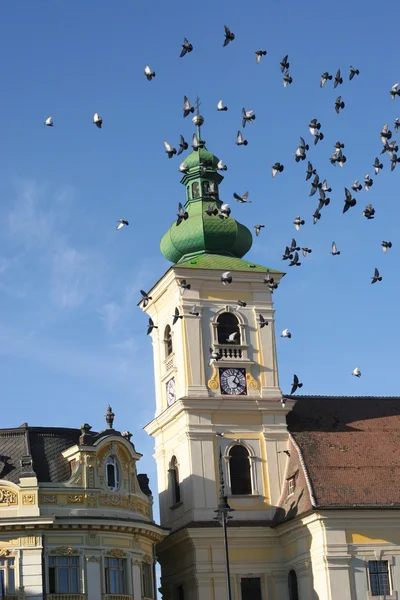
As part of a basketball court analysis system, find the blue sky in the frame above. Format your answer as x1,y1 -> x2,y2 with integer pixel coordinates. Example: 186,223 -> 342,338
0,0 -> 399,492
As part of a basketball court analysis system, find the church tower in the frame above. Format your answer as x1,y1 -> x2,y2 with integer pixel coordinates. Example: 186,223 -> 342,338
144,113 -> 293,600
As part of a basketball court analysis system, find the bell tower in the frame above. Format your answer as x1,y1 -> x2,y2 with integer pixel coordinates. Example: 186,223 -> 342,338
144,112 -> 291,600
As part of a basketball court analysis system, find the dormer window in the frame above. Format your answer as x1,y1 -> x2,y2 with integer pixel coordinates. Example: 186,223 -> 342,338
106,456 -> 120,492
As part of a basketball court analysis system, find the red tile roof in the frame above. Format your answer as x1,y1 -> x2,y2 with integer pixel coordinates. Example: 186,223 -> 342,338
274,396 -> 400,525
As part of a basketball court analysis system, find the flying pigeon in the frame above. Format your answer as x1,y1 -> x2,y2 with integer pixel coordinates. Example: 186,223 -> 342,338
219,203 -> 231,219
190,305 -> 200,316
318,187 -> 330,207
352,367 -> 361,378
310,174 -> 320,196
144,65 -> 155,80
295,146 -> 307,162
258,314 -> 269,328
140,290 -> 152,307
255,50 -> 267,63
349,66 -> 359,80
182,96 -> 195,118
280,54 -> 289,72
390,82 -> 400,100
290,374 -> 303,394
382,241 -> 392,253
395,117 -> 400,133
335,96 -> 345,114
334,69 -> 343,89
299,137 -> 309,151
179,279 -> 191,291
164,140 -> 177,159
283,70 -> 293,87
237,300 -> 247,308
309,119 -> 321,136
209,347 -> 220,366
263,271 -> 277,289
371,268 -> 382,284
44,116 -> 53,126
233,191 -> 251,203
313,131 -> 324,145
172,307 -> 183,325
381,140 -> 399,156
205,203 -> 218,216
293,216 -> 305,231
289,251 -> 301,266
364,174 -> 373,191
373,156 -> 384,173
390,153 -> 400,171
223,25 -> 235,46
335,141 -> 345,150
180,38 -> 193,57
254,224 -> 265,236
290,239 -> 300,252
380,124 -> 392,144
179,161 -> 189,173
305,162 -> 316,182
363,204 -> 375,219
147,318 -> 158,335
313,207 -> 321,224
272,162 -> 284,177
331,148 -> 346,167
278,450 -> 291,457
93,112 -> 102,128
321,179 -> 332,193
282,246 -> 293,261
320,72 -> 333,87
177,135 -> 188,155
236,131 -> 248,146
331,241 -> 340,255
221,271 -> 232,285
217,99 -> 228,111
176,202 -> 188,226
281,328 -> 292,338
242,108 -> 256,127
217,159 -> 228,171
343,188 -> 356,213
302,247 -> 312,257
352,180 -> 362,192
227,331 -> 239,343
116,219 -> 129,230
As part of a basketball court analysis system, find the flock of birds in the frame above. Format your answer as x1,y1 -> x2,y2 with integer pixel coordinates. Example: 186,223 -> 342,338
41,25 -> 399,394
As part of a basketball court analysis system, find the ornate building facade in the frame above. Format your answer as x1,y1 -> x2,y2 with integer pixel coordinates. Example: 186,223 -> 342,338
0,406 -> 167,599
143,113 -> 400,600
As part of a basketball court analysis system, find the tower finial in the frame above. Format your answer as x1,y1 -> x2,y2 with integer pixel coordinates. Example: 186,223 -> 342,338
192,95 -> 204,140
105,405 -> 115,429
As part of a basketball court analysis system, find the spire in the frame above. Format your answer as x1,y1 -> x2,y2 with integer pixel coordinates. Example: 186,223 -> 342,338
160,108 -> 253,265
105,405 -> 115,429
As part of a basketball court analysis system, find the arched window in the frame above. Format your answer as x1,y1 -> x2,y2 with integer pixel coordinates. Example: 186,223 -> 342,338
202,181 -> 210,195
164,325 -> 173,357
288,570 -> 299,600
229,445 -> 252,495
106,456 -> 120,492
217,312 -> 240,344
192,182 -> 200,199
169,456 -> 181,505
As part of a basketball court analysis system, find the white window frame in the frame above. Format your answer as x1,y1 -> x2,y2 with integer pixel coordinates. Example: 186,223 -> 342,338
288,477 -> 295,496
105,455 -> 120,492
0,555 -> 16,594
48,555 -> 81,594
366,557 -> 396,600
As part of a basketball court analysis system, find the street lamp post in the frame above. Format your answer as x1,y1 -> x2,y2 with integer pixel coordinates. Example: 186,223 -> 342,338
214,448 -> 234,600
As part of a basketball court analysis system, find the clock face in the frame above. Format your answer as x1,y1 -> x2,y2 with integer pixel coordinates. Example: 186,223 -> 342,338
166,378 -> 176,406
219,368 -> 247,395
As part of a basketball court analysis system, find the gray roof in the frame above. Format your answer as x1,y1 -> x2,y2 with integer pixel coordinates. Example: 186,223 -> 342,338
0,425 -> 151,495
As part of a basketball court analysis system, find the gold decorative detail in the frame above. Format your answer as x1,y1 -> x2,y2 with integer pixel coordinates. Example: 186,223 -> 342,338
86,493 -> 97,508
246,371 -> 259,390
22,536 -> 37,546
99,494 -> 129,509
41,495 -> 57,504
0,549 -> 10,557
207,365 -> 219,390
143,553 -> 152,563
0,489 -> 17,505
55,546 -> 74,555
109,548 -> 126,558
22,493 -> 35,505
67,494 -> 84,504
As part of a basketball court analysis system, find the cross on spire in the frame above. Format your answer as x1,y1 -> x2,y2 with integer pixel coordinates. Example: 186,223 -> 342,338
194,95 -> 201,115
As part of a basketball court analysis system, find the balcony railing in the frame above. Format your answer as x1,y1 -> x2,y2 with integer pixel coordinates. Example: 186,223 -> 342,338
103,595 -> 133,600
215,344 -> 245,360
46,595 -> 86,600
